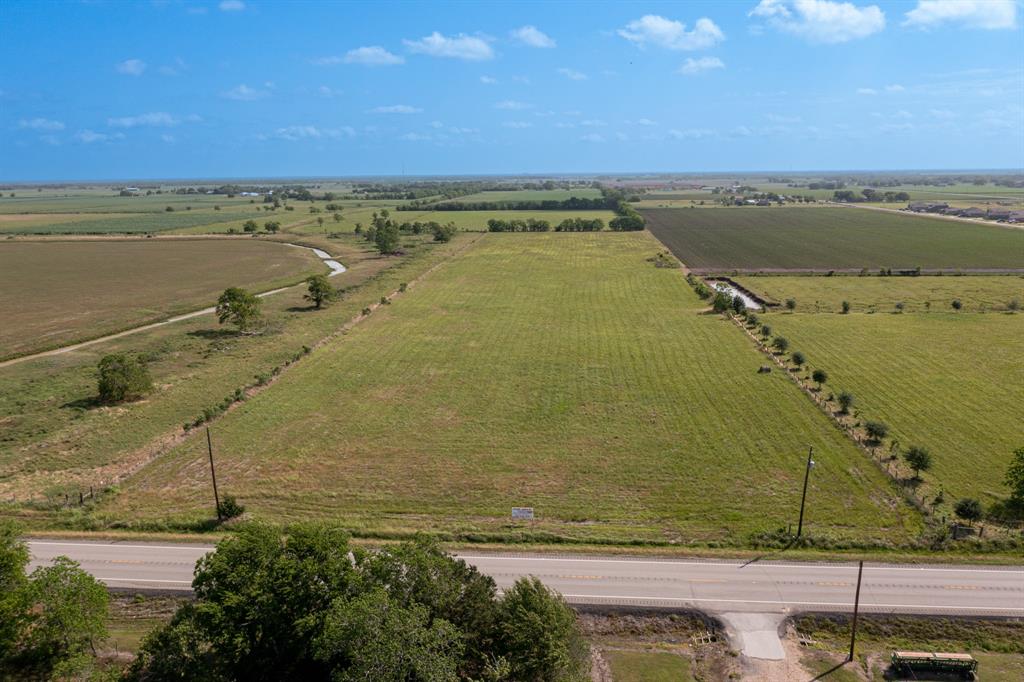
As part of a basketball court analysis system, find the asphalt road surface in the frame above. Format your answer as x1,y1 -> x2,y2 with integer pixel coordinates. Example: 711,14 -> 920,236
28,540 -> 1023,617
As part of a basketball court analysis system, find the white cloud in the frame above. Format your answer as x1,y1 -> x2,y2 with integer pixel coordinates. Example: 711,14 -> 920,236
580,133 -> 605,142
107,112 -> 179,128
221,84 -> 270,101
678,56 -> 725,75
857,87 -> 878,95
449,126 -> 479,134
929,108 -> 957,118
615,132 -> 629,141
512,75 -> 531,85
510,25 -> 556,48
273,125 -> 354,141
749,0 -> 886,43
731,125 -> 753,137
669,128 -> 715,139
368,104 -> 422,114
904,0 -> 1017,29
40,135 -> 60,146
635,118 -> 658,126
557,68 -> 588,81
766,113 -> 802,123
403,32 -> 493,60
581,119 -> 607,127
318,85 -> 342,98
161,134 -> 175,143
159,58 -> 187,76
18,118 -> 64,131
885,83 -> 905,92
502,121 -> 532,129
75,129 -> 123,143
219,0 -> 245,11
494,99 -> 531,110
480,76 -> 498,84
340,46 -> 405,65
429,120 -> 444,129
618,15 -> 725,50
115,59 -> 146,76
401,132 -> 432,141
894,109 -> 914,119
554,122 -> 575,129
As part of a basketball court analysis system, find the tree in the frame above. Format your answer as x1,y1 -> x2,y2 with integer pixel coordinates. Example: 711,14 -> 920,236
264,221 -> 280,233
771,336 -> 789,353
711,291 -> 731,313
791,351 -> 806,369
785,298 -> 797,312
904,445 -> 933,478
760,324 -> 772,339
431,222 -> 457,243
216,287 -> 262,332
731,295 -> 746,316
97,353 -> 152,403
864,420 -> 888,443
1008,299 -> 1020,313
333,212 -> 342,223
243,219 -> 258,233
372,211 -> 401,254
837,391 -> 854,414
951,298 -> 962,311
1004,446 -> 1024,508
812,368 -> 828,389
841,300 -> 850,314
304,274 -> 335,309
495,577 -> 588,682
316,216 -> 325,231
953,498 -> 983,526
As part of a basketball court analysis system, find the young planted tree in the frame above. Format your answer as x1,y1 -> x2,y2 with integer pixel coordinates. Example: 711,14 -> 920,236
216,287 -> 262,332
760,324 -> 772,339
243,219 -> 259,233
837,391 -> 854,414
812,368 -> 828,389
953,498 -> 983,526
864,420 -> 889,444
304,274 -> 335,309
841,300 -> 851,314
731,295 -> 746,316
771,336 -> 789,353
904,445 -> 933,479
791,351 -> 806,369
785,298 -> 797,312
97,353 -> 152,403
951,299 -> 962,311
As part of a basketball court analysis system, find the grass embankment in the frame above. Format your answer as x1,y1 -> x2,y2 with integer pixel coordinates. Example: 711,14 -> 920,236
0,238 -> 325,359
0,233 -> 464,516
95,232 -> 919,544
794,615 -> 1024,681
643,207 -> 1024,271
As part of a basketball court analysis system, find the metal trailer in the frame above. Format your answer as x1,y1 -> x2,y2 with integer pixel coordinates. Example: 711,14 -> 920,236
891,651 -> 978,680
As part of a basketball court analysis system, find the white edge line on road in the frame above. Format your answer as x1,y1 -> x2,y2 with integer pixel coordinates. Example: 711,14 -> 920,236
559,595 -> 1024,612
30,543 -> 1024,575
95,577 -> 192,585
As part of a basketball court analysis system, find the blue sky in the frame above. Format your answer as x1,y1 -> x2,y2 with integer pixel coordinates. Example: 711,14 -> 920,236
1,0 -> 1022,180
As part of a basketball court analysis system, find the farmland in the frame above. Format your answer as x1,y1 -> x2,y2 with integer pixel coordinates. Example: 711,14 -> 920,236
735,275 -> 1024,312
0,233 -> 457,505
643,207 -> 1024,271
449,188 -> 603,202
97,232 -> 918,544
0,238 -> 325,360
764,309 -> 1024,507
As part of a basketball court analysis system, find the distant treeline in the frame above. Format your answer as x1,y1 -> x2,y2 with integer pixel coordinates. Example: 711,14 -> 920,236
399,196 -> 619,212
487,217 -> 606,232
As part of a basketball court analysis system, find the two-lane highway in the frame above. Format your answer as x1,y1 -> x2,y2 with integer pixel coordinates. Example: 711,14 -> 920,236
28,540 -> 1024,617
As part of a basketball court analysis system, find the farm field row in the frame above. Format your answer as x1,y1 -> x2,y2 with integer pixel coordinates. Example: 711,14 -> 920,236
764,311 -> 1024,507
735,275 -> 1024,313
0,233 -> 460,506
96,232 -> 919,544
643,207 -> 1024,271
0,238 -> 326,360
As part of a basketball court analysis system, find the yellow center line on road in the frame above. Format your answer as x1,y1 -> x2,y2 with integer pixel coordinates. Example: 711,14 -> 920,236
817,581 -> 852,587
943,585 -> 980,590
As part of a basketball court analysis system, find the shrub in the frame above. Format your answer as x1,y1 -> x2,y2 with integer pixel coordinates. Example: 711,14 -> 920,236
97,354 -> 152,403
951,299 -> 962,311
217,496 -> 245,520
953,498 -> 983,525
791,351 -> 806,368
771,336 -> 789,353
837,391 -> 854,414
811,368 -> 828,388
841,300 -> 850,314
785,298 -> 797,312
864,420 -> 889,443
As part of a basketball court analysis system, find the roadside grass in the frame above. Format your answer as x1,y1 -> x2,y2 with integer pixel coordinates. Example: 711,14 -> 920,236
0,238 -> 325,359
96,232 -> 919,545
764,311 -> 1024,509
643,207 -> 1024,271
734,275 -> 1024,313
603,650 -> 693,681
793,615 -> 1024,681
0,234 -> 461,512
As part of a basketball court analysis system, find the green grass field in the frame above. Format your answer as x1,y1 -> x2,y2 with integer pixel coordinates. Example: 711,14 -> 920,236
604,651 -> 693,681
643,207 -> 1024,271
0,238 -> 325,360
765,311 -> 1024,507
734,275 -> 1024,312
97,232 -> 918,544
0,234 -> 455,507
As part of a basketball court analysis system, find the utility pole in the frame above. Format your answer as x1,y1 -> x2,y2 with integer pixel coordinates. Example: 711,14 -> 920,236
207,427 -> 222,520
848,560 -> 864,662
796,446 -> 815,538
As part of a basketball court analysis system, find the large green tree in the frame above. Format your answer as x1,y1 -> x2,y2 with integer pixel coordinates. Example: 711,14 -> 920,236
97,353 -> 152,403
304,274 -> 335,309
216,287 -> 262,332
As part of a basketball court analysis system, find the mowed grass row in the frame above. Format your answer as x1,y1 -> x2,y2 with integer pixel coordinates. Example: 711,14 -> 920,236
0,239 -> 325,360
766,312 -> 1024,505
102,232 -> 919,544
643,207 -> 1024,271
735,275 -> 1024,313
0,235 -> 460,504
